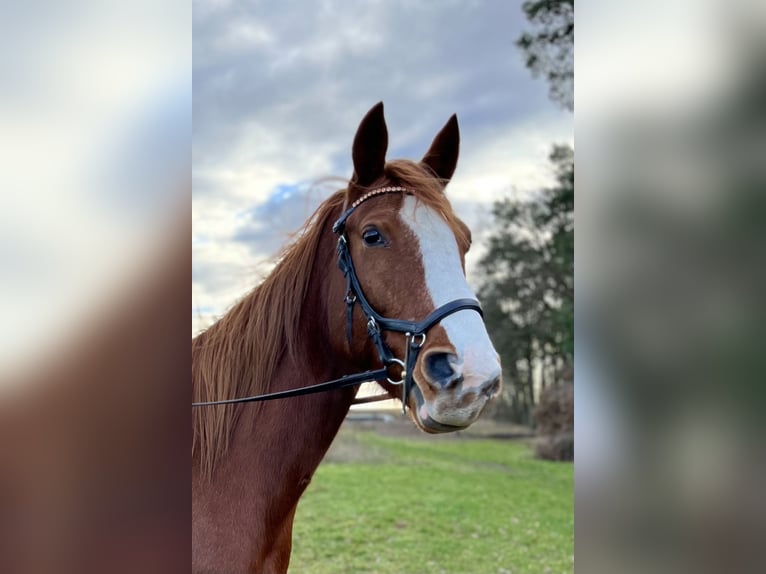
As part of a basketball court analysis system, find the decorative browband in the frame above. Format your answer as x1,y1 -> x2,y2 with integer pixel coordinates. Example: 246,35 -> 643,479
348,186 -> 410,210
332,186 -> 411,234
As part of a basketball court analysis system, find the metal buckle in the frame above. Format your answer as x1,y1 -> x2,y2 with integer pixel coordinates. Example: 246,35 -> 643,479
410,332 -> 426,348
402,332 -> 426,368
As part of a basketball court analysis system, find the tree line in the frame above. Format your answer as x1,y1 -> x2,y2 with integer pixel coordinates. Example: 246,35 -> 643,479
478,0 -> 573,424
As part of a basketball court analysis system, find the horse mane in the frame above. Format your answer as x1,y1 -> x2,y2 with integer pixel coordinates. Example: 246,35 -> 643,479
192,160 -> 468,478
192,189 -> 346,478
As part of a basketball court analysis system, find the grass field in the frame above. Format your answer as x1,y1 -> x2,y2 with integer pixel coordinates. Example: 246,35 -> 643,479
289,430 -> 573,574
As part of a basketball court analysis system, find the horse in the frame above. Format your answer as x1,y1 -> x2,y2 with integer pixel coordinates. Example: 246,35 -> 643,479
192,102 -> 502,573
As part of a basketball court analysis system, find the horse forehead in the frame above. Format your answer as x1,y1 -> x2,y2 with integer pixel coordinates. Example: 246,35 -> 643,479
397,195 -> 460,252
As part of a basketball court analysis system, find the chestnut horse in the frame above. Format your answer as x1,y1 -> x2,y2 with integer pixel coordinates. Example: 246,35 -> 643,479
192,103 -> 502,573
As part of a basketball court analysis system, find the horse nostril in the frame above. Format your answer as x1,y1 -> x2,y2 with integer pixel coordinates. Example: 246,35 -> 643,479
481,375 -> 502,398
424,352 -> 459,388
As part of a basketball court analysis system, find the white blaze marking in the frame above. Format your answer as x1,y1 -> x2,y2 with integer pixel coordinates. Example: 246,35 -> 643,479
399,196 -> 501,388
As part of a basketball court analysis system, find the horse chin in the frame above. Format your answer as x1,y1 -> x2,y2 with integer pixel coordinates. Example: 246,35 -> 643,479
408,384 -> 472,434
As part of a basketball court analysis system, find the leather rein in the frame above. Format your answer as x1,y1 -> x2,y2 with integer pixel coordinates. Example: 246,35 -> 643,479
192,186 -> 483,412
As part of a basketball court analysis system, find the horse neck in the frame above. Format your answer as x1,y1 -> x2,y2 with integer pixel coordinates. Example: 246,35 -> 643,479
193,214 -> 360,571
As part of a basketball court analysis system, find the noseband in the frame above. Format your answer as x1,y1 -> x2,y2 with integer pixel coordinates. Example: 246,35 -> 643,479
192,186 -> 483,411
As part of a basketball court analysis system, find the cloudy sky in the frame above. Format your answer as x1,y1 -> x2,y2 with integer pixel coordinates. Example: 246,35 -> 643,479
193,0 -> 572,334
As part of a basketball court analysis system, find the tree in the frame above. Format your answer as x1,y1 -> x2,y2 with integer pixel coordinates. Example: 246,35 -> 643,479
516,0 -> 574,111
483,0 -> 575,424
477,145 -> 573,423
539,145 -> 574,357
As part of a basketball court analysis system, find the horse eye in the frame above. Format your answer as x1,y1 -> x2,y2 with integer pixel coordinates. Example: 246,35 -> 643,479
362,228 -> 385,246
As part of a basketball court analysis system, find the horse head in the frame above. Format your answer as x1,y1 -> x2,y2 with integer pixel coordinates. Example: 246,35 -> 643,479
332,102 -> 502,432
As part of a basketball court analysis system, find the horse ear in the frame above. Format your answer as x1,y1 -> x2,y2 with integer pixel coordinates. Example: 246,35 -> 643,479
421,114 -> 460,184
351,102 -> 388,188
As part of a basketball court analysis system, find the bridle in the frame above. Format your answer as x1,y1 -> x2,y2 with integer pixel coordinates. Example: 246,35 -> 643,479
333,186 -> 483,412
192,186 -> 483,412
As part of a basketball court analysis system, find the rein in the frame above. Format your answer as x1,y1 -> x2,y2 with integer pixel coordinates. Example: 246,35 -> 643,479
192,186 -> 483,412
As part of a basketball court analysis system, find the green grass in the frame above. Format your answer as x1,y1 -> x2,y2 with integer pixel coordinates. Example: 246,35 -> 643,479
290,433 -> 573,574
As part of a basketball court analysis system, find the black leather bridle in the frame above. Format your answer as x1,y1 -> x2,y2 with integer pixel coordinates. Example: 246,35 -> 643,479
192,186 -> 483,412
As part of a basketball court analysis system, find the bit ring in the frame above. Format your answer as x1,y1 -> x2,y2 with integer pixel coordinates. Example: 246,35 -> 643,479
385,358 -> 406,385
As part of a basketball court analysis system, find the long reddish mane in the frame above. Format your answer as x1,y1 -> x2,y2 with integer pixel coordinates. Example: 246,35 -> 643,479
192,190 -> 345,477
191,160 -> 468,478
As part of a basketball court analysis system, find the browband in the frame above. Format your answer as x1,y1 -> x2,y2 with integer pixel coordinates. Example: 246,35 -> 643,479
332,186 -> 411,233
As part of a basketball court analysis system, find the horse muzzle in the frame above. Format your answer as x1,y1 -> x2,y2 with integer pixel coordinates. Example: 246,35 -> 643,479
408,366 -> 502,433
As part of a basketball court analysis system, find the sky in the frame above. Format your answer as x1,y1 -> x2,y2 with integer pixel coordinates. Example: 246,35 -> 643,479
192,0 -> 573,334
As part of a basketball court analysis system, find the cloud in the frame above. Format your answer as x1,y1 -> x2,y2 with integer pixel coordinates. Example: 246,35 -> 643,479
193,0 -> 572,328
231,181 -> 334,256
